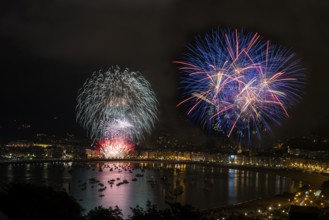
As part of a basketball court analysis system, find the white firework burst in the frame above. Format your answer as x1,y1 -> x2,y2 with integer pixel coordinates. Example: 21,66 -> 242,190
76,66 -> 158,143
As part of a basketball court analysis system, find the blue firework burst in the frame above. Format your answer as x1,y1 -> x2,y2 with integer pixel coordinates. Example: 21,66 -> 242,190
175,29 -> 304,140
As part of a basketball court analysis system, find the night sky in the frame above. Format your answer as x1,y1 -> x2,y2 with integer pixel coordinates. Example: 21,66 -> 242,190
1,0 -> 329,144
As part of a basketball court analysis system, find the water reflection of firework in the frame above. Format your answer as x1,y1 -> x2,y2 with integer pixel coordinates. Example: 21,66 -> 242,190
98,138 -> 134,158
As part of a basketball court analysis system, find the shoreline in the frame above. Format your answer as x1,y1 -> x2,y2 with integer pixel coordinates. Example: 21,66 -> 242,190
1,158 -> 328,187
202,192 -> 294,218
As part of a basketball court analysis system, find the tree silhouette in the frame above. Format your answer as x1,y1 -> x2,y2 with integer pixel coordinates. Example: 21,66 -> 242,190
128,201 -> 171,220
128,201 -> 207,220
86,206 -> 124,220
167,202 -> 207,220
0,182 -> 83,220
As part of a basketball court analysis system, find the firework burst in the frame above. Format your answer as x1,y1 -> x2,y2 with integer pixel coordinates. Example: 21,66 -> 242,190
175,29 -> 304,140
97,138 -> 134,158
76,66 -> 158,148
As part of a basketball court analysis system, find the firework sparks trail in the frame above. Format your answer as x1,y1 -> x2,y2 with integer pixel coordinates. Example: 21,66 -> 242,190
175,29 -> 304,140
76,66 -> 158,157
97,138 -> 134,159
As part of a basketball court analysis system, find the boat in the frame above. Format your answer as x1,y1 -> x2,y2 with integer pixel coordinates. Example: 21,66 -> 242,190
98,187 -> 107,192
79,182 -> 87,187
89,178 -> 100,184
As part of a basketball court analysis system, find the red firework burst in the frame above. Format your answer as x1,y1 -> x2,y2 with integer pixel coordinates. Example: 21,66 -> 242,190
97,138 -> 134,158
